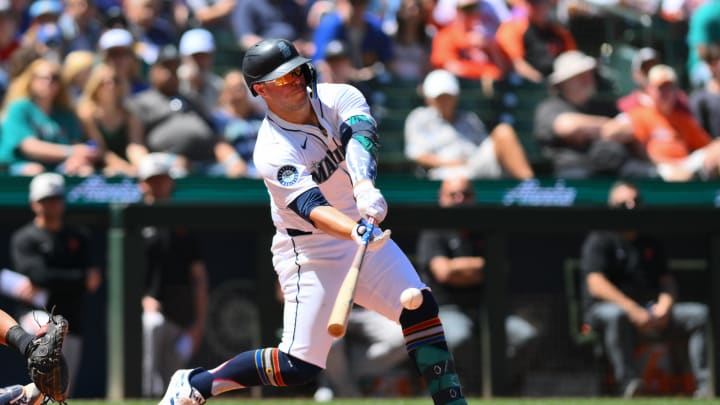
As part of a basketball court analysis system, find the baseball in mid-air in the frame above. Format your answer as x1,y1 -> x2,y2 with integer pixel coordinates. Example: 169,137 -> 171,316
400,288 -> 423,310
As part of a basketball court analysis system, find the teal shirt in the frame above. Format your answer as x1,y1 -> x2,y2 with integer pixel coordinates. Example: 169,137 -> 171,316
0,98 -> 83,165
687,0 -> 720,76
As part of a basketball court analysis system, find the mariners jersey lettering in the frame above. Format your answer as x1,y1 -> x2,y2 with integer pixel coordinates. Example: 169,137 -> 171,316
253,83 -> 376,233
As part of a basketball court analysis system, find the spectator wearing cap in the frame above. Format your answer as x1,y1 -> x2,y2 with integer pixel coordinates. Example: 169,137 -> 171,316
28,0 -> 63,25
178,28 -> 223,109
122,0 -> 175,66
321,39 -> 352,82
128,44 -> 247,177
617,47 -> 691,114
232,0 -> 311,53
616,47 -> 660,112
429,0 -> 508,93
31,22 -> 65,62
57,0 -> 104,54
0,58 -> 98,176
21,0 -> 63,48
533,50 -> 661,179
98,27 -> 148,94
617,65 -> 720,180
690,42 -> 720,139
318,39 -> 378,101
137,152 -> 209,397
404,69 -> 534,180
102,5 -> 128,30
10,172 -> 102,396
77,62 -> 149,177
312,0 -> 393,84
495,0 -> 576,83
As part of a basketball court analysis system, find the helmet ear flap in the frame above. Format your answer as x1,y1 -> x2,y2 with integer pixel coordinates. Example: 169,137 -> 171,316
302,63 -> 318,98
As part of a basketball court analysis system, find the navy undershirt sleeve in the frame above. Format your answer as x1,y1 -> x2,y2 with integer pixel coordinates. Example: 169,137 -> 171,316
288,187 -> 330,223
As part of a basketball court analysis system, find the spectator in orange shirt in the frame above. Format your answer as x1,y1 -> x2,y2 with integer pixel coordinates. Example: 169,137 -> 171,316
625,65 -> 720,180
430,0 -> 508,91
616,47 -> 690,114
496,0 -> 576,83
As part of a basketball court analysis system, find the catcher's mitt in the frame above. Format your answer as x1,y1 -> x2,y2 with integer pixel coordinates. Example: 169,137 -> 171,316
26,314 -> 70,403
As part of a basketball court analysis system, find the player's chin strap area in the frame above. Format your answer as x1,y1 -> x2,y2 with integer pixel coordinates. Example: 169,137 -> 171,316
400,289 -> 467,405
303,63 -> 318,99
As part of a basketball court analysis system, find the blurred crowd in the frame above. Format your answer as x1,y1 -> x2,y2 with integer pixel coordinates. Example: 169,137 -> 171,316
0,0 -> 717,182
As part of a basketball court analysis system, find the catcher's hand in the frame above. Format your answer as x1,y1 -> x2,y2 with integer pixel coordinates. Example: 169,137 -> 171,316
26,314 -> 70,403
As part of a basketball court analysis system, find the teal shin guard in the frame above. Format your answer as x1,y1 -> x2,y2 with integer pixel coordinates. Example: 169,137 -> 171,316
400,290 -> 466,405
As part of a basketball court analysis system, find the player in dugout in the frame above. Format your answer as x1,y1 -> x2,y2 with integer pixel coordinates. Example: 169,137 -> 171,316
159,38 -> 467,405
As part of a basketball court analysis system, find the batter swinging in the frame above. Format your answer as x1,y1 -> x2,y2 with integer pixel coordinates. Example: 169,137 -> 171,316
159,38 -> 467,405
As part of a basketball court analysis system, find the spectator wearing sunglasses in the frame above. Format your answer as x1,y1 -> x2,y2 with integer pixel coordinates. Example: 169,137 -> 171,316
0,58 -> 97,176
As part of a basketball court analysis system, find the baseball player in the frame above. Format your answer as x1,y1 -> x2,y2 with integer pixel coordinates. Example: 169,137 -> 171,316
160,38 -> 467,405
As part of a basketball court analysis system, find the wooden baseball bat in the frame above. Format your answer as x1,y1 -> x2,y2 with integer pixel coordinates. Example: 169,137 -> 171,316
327,217 -> 376,338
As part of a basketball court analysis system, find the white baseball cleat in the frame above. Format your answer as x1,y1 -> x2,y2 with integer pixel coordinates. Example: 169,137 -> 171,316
158,369 -> 206,405
0,384 -> 43,405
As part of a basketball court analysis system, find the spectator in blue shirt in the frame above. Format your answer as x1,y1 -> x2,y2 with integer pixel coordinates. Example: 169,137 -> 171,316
313,0 -> 393,84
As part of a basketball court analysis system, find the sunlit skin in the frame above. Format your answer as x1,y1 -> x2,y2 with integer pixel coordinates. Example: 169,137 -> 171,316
218,70 -> 254,118
426,93 -> 458,122
557,70 -> 596,106
439,177 -> 475,207
31,196 -> 64,232
151,59 -> 181,96
647,81 -> 677,115
140,174 -> 174,204
30,61 -> 61,112
105,46 -> 136,79
253,68 -> 311,123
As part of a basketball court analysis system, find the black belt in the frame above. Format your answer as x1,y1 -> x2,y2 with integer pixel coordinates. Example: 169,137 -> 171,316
287,228 -> 313,236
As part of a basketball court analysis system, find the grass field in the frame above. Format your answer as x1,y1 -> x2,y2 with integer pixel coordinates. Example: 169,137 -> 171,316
68,398 -> 717,405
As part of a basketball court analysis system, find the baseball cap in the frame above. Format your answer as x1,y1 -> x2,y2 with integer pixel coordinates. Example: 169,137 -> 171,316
647,64 -> 677,87
631,47 -> 659,73
422,69 -> 460,98
324,40 -> 349,60
548,50 -> 597,85
29,172 -> 65,202
456,0 -> 479,9
99,28 -> 133,51
138,153 -> 174,181
155,44 -> 180,64
29,0 -> 63,18
179,28 -> 215,56
0,0 -> 11,14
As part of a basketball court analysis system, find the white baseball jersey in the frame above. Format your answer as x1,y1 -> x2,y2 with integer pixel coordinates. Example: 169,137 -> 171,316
253,83 -> 426,368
